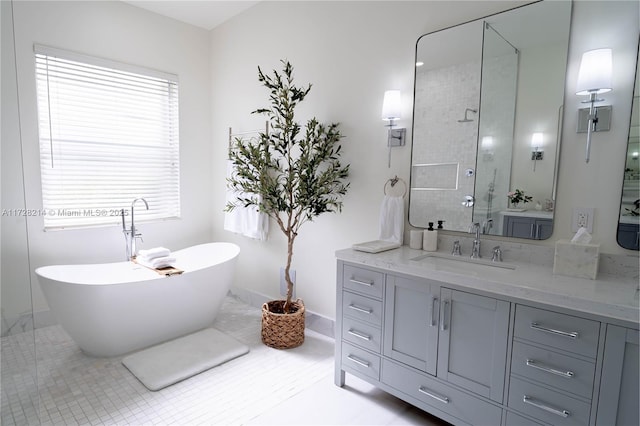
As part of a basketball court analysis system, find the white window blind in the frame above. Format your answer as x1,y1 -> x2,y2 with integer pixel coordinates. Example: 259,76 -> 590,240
35,45 -> 180,229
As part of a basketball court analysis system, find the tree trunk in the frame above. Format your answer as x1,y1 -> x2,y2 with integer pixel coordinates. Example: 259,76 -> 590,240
283,232 -> 296,313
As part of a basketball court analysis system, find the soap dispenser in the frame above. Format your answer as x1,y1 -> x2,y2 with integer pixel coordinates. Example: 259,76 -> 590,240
423,222 -> 438,252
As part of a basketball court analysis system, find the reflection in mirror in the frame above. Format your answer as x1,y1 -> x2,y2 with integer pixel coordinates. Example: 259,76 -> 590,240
617,46 -> 640,250
409,1 -> 571,240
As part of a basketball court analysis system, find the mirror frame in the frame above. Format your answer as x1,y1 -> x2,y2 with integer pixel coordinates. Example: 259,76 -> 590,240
617,42 -> 640,250
409,1 -> 572,240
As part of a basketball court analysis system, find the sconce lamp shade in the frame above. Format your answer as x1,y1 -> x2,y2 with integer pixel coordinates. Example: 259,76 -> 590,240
382,90 -> 402,120
576,48 -> 612,95
531,132 -> 543,148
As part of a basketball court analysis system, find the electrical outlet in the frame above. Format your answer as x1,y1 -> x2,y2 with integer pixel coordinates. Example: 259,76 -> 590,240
572,207 -> 594,233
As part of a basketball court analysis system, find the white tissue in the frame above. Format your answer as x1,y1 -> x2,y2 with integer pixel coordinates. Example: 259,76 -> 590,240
571,227 -> 593,244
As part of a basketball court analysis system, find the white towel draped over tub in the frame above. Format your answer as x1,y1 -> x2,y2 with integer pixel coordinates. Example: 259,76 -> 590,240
224,160 -> 269,241
378,195 -> 404,245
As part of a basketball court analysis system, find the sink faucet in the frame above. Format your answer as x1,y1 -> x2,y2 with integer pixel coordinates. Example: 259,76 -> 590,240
491,246 -> 503,262
469,222 -> 481,258
122,198 -> 149,260
451,240 -> 462,256
482,218 -> 493,234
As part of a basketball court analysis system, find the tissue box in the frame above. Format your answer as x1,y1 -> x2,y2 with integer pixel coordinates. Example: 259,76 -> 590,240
553,239 -> 600,280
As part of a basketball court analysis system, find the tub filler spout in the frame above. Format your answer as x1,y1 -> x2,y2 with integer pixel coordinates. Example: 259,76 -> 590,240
122,198 -> 149,260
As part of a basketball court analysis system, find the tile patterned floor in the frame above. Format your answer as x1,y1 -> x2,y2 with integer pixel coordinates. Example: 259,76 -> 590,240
1,296 -> 448,425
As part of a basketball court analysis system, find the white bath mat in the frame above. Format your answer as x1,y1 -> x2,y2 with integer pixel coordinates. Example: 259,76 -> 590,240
122,328 -> 249,391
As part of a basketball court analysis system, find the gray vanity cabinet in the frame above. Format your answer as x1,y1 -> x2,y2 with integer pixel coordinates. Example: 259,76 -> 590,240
503,216 -> 552,240
336,262 -> 510,425
617,223 -> 640,250
596,325 -> 639,426
336,255 -> 638,426
437,288 -> 510,402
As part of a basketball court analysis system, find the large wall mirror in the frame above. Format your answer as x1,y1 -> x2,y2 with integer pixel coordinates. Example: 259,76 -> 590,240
409,1 -> 571,240
617,45 -> 640,250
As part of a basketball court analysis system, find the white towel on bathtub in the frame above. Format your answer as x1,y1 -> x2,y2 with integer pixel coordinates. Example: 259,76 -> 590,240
224,160 -> 269,241
138,247 -> 171,260
137,256 -> 176,270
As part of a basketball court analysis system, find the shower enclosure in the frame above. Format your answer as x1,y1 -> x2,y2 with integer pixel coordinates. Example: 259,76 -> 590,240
1,1 -> 40,424
472,22 -> 519,231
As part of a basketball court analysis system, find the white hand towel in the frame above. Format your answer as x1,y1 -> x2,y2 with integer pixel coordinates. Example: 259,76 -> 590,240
137,256 -> 176,270
224,160 -> 269,241
378,195 -> 404,245
137,247 -> 171,260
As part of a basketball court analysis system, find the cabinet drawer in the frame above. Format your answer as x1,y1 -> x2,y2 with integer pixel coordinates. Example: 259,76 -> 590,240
342,291 -> 383,326
511,341 -> 595,399
382,359 -> 502,426
505,411 -> 547,426
343,264 -> 384,298
341,342 -> 380,380
514,305 -> 599,358
342,317 -> 381,353
508,376 -> 591,426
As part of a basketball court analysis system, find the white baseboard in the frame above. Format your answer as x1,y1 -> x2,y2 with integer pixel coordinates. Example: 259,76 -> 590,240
229,286 -> 335,339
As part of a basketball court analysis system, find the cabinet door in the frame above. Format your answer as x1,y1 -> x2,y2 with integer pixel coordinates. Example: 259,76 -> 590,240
617,223 -> 639,250
596,325 -> 639,426
504,216 -> 534,238
535,219 -> 552,240
383,275 -> 438,375
437,288 -> 510,402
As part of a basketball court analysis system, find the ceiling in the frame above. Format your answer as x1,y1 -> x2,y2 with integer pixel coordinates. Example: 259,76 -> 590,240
122,1 -> 260,30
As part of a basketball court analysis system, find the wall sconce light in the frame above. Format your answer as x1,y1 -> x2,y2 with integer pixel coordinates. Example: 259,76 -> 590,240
531,132 -> 544,171
576,48 -> 613,163
481,136 -> 494,161
382,90 -> 406,167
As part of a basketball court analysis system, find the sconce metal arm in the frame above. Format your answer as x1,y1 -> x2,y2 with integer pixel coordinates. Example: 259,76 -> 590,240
584,92 -> 602,164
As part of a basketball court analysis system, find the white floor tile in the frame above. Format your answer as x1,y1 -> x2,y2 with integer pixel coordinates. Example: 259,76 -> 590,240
2,295 -> 451,426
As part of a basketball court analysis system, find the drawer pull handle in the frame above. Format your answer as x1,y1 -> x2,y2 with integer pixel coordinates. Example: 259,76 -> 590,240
526,359 -> 574,378
348,329 -> 371,341
348,304 -> 373,314
440,300 -> 450,331
350,278 -> 374,287
346,355 -> 370,368
430,297 -> 439,327
530,322 -> 579,339
418,386 -> 450,404
523,395 -> 570,418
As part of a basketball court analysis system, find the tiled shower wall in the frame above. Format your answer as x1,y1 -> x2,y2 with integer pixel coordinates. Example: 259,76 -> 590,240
410,60 -> 480,229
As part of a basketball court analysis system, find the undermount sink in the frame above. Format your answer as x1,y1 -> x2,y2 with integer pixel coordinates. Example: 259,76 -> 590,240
411,252 -> 516,272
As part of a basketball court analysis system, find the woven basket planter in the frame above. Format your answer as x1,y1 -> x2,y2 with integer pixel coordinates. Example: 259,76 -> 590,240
261,299 -> 305,349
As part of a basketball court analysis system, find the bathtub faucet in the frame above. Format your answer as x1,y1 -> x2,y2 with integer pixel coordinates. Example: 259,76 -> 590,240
122,198 -> 149,260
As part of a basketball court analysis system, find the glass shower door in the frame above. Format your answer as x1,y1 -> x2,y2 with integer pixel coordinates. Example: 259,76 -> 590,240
1,1 -> 40,424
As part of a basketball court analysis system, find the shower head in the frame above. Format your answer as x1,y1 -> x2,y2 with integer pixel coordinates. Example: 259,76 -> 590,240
458,108 -> 478,123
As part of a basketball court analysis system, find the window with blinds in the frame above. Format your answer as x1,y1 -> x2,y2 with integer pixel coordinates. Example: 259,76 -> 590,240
35,45 -> 180,229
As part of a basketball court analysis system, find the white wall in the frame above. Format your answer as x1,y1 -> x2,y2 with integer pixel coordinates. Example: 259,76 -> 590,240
209,0 -> 538,320
210,0 -> 639,320
3,0 -> 212,320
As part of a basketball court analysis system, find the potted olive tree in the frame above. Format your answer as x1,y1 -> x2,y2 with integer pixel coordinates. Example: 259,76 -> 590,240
226,60 -> 350,349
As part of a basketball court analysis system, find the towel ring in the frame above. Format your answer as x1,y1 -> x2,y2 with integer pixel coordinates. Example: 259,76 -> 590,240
384,176 -> 407,198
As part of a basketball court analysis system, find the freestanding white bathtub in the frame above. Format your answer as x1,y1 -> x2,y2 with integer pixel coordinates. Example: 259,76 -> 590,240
35,242 -> 240,357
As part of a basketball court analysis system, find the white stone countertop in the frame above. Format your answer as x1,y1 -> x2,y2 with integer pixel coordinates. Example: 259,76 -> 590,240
336,246 -> 639,327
